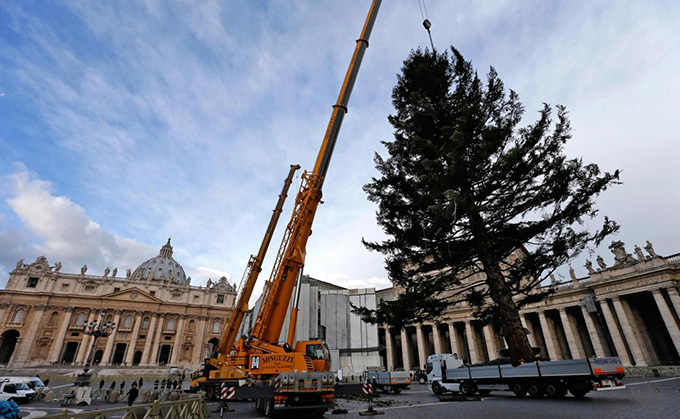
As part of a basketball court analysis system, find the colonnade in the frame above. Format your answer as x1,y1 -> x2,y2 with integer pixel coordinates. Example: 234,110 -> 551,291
382,287 -> 680,369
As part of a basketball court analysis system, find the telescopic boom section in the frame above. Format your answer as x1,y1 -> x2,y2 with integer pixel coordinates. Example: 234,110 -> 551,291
250,0 -> 382,345
217,165 -> 301,355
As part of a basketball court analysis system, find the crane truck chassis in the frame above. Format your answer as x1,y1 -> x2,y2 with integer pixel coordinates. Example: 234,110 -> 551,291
427,353 -> 626,398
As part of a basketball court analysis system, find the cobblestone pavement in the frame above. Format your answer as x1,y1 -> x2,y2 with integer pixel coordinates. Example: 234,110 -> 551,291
17,377 -> 680,419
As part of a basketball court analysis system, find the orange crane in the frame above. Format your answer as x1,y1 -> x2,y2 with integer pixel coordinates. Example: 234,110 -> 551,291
192,1 -> 382,415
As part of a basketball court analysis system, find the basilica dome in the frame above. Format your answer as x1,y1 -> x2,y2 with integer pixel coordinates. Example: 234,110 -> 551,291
130,238 -> 187,285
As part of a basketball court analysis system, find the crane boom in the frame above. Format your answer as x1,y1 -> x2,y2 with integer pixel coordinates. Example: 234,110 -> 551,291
250,0 -> 382,344
217,164 -> 300,354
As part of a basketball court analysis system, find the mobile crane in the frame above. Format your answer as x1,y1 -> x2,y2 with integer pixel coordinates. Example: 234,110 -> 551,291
191,1 -> 382,415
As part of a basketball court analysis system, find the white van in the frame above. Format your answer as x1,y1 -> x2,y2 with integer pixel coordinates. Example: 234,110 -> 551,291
0,380 -> 36,402
10,377 -> 50,394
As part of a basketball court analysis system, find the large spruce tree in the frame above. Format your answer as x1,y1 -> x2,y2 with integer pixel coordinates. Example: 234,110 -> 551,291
359,48 -> 620,366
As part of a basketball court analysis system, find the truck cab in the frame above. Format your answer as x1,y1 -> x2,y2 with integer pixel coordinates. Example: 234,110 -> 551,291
426,353 -> 464,395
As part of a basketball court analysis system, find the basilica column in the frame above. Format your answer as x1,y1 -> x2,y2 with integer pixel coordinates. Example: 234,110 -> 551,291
448,323 -> 460,357
148,314 -> 166,365
521,314 -> 537,348
400,330 -> 413,370
75,311 -> 97,364
385,328 -> 395,370
667,288 -> 680,314
141,315 -> 159,365
124,312 -> 144,366
192,316 -> 208,364
49,308 -> 74,362
538,311 -> 559,360
580,306 -> 605,357
559,308 -> 583,359
612,297 -> 647,366
101,310 -> 122,365
464,321 -> 480,364
415,326 -> 427,370
432,324 -> 444,354
170,315 -> 186,365
13,305 -> 47,366
483,324 -> 499,360
652,290 -> 680,355
600,300 -> 632,365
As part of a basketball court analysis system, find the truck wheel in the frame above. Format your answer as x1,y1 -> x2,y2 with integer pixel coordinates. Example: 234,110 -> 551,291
432,382 -> 443,395
393,389 -> 402,394
528,382 -> 545,398
418,376 -> 426,384
264,399 -> 274,417
568,382 -> 590,398
478,390 -> 491,397
511,383 -> 527,397
205,386 -> 215,400
545,382 -> 567,398
460,382 -> 476,396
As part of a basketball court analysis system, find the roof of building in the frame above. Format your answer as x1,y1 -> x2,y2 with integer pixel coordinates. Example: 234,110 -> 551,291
129,238 -> 187,285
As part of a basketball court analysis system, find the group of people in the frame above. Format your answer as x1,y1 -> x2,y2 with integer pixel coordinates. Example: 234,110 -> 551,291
152,377 -> 184,390
98,378 -> 144,406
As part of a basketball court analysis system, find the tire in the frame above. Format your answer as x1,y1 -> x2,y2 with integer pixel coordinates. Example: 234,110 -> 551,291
511,383 -> 527,398
545,382 -> 567,398
478,390 -> 491,397
314,408 -> 327,417
393,389 -> 402,394
264,399 -> 274,418
419,376 -> 426,384
460,382 -> 476,396
255,398 -> 262,412
432,381 -> 443,395
568,388 -> 589,398
528,382 -> 545,398
205,385 -> 215,400
568,382 -> 590,398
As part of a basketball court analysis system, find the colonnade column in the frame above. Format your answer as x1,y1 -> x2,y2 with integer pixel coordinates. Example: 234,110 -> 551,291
141,315 -> 159,366
192,316 -> 207,364
448,323 -> 459,357
600,300 -> 632,365
651,290 -> 680,355
385,328 -> 395,370
580,306 -> 605,357
483,324 -> 499,360
432,324 -> 443,354
464,321 -> 480,364
148,314 -> 166,365
170,315 -> 186,365
49,308 -> 74,362
521,314 -> 536,348
13,305 -> 47,366
415,327 -> 427,370
667,288 -> 680,314
124,312 -> 144,366
101,310 -> 122,365
558,308 -> 583,359
611,297 -> 647,366
400,330 -> 412,370
538,311 -> 559,360
75,311 -> 97,363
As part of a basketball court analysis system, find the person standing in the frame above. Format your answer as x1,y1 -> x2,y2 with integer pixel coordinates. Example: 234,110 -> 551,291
126,383 -> 139,407
139,377 -> 144,388
120,381 -> 126,390
110,381 -> 117,390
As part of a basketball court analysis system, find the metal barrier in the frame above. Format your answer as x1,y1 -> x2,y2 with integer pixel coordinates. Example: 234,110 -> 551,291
40,394 -> 208,419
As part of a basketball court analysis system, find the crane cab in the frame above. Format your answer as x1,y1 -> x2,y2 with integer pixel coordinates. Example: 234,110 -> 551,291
295,340 -> 331,372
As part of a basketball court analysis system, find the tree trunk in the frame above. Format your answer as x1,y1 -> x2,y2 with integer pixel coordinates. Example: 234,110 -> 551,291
469,210 -> 535,367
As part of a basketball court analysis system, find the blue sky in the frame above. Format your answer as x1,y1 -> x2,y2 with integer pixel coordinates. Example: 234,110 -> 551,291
1,1 -> 680,300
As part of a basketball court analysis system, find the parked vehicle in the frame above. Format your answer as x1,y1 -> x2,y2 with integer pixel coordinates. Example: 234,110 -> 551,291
365,367 -> 411,394
8,377 -> 49,394
427,353 -> 626,398
0,380 -> 35,403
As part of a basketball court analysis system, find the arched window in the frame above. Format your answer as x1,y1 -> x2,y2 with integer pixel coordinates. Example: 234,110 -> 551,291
166,318 -> 175,330
188,320 -> 195,332
48,311 -> 59,326
75,312 -> 87,326
142,317 -> 150,330
123,315 -> 133,328
212,320 -> 220,334
12,309 -> 25,324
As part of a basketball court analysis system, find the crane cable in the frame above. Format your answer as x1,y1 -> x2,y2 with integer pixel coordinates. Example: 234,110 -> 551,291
417,0 -> 435,51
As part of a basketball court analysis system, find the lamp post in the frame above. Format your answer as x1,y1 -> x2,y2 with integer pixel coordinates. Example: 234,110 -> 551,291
75,312 -> 115,387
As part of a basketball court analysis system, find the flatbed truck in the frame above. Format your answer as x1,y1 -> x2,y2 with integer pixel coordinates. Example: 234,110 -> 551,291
427,353 -> 626,398
365,367 -> 411,394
